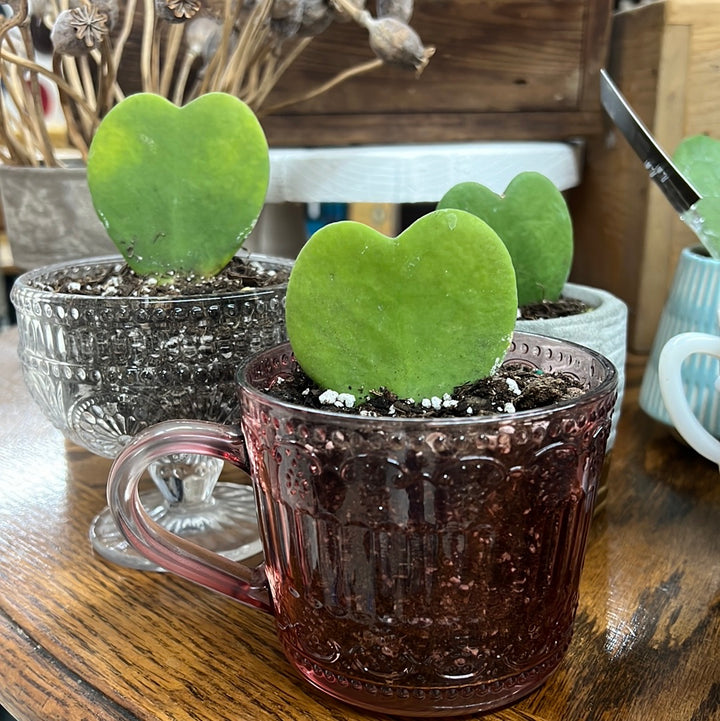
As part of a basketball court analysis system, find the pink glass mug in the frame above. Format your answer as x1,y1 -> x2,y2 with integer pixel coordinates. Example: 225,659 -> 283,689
106,334 -> 617,716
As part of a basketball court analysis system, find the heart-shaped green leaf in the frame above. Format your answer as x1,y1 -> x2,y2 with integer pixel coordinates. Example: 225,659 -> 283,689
687,197 -> 720,258
674,135 -> 720,258
437,172 -> 573,306
87,92 -> 269,280
674,134 -> 720,197
285,209 -> 518,399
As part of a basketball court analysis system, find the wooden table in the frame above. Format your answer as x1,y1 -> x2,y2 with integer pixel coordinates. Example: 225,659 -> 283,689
0,325 -> 718,721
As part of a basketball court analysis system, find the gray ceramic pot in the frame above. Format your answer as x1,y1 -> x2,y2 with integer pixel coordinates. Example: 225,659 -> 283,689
0,163 -> 115,270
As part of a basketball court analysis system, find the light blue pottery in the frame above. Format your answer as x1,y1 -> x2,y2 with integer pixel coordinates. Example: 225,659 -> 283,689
640,245 -> 720,437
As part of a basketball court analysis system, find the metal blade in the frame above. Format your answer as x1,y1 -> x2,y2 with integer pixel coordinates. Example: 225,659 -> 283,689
600,68 -> 701,214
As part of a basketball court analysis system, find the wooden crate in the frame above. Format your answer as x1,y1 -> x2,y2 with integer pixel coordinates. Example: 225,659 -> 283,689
568,0 -> 720,352
117,1 -> 612,145
259,0 -> 614,146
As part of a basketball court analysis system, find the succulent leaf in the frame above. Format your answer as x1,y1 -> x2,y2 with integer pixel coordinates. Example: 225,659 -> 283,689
674,134 -> 720,258
285,209 -> 518,399
86,92 -> 269,281
438,172 -> 573,306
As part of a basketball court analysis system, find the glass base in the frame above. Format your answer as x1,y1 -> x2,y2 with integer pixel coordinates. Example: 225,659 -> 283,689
89,482 -> 263,571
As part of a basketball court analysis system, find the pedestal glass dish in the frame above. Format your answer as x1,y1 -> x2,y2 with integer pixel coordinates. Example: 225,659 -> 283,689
11,254 -> 291,570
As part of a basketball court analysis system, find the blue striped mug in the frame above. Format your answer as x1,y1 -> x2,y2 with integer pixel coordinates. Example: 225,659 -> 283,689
640,246 -> 720,438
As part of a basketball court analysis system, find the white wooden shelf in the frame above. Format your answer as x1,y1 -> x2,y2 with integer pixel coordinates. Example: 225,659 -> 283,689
266,141 -> 583,204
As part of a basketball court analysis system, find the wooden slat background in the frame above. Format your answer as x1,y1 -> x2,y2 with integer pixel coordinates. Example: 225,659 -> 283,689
569,0 -> 720,352
117,0 -> 614,146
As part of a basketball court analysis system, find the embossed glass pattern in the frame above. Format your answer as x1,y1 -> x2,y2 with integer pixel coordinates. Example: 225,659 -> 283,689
11,254 -> 291,568
237,337 -> 617,715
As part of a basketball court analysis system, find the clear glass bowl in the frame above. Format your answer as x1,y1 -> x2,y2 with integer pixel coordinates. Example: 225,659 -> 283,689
11,253 -> 292,570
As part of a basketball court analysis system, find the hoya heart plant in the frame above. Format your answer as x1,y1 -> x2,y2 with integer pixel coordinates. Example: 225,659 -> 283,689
437,172 -> 573,307
673,134 -> 720,259
285,209 -> 518,400
86,92 -> 269,282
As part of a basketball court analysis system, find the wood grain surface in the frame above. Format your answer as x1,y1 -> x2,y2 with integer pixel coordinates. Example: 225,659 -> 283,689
0,325 -> 718,721
259,0 -> 614,145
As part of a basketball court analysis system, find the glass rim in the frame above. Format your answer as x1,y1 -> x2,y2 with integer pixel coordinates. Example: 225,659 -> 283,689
237,334 -> 619,428
10,252 -> 292,304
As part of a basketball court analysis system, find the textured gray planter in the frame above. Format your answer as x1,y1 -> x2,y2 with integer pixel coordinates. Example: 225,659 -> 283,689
516,282 -> 628,450
0,164 -> 115,270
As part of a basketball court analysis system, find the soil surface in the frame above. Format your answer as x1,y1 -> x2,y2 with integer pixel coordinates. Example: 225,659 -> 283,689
269,364 -> 587,419
30,256 -> 289,297
34,259 -> 589,417
518,296 -> 590,321
267,296 -> 590,419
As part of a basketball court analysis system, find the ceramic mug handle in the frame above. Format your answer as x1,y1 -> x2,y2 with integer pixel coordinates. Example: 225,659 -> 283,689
106,419 -> 273,613
658,332 -> 720,465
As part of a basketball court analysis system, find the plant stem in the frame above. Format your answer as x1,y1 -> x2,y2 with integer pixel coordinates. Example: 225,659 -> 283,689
160,22 -> 184,100
97,37 -> 118,117
113,0 -> 139,71
250,36 -> 311,109
196,0 -> 235,97
171,48 -> 197,106
221,0 -> 272,95
20,22 -> 55,166
262,57 -> 383,115
0,49 -> 96,115
140,0 -> 156,92
53,55 -> 90,161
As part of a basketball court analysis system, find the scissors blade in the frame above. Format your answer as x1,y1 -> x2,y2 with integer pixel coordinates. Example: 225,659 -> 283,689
599,68 -> 701,214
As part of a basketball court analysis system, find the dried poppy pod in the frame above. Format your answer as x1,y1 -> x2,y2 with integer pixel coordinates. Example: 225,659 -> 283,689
89,0 -> 119,30
50,4 -> 109,56
365,15 -> 433,72
183,15 -> 220,57
200,22 -> 234,66
155,0 -> 202,23
271,0 -> 302,19
298,0 -> 333,37
271,0 -> 304,39
376,0 -> 413,24
171,15 -> 219,102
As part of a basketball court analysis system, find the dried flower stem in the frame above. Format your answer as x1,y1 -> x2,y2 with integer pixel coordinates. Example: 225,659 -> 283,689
250,35 -> 312,108
96,40 -> 118,116
17,21 -> 54,165
262,56 -> 383,115
171,45 -> 196,105
220,0 -> 273,95
2,64 -> 37,164
329,0 -> 367,24
112,0 -> 138,70
53,54 -> 89,160
1,47 -> 95,115
79,56 -> 98,110
1,0 -> 434,165
61,55 -> 95,142
141,0 -> 156,92
0,44 -> 30,164
0,10 -> 48,166
195,0 -> 234,96
159,22 -> 184,98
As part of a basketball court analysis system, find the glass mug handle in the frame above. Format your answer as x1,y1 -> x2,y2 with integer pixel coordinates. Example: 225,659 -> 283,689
106,419 -> 273,613
658,332 -> 720,465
